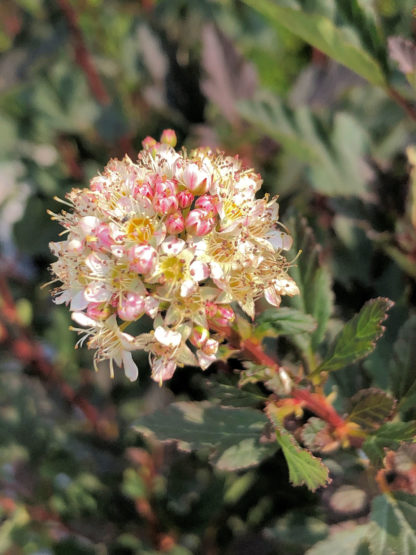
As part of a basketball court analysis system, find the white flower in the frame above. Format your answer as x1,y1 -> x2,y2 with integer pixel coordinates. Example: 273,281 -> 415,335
71,313 -> 139,381
48,129 -> 298,383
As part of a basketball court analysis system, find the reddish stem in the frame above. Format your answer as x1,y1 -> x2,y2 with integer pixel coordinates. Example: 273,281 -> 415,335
291,388 -> 346,429
241,337 -> 347,430
57,0 -> 110,106
241,338 -> 281,373
387,86 -> 416,122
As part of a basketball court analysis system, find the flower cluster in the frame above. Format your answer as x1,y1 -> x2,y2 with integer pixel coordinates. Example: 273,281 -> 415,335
48,130 -> 298,383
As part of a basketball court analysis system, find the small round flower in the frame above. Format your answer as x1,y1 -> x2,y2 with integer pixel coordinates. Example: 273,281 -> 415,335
48,130 -> 298,383
128,244 -> 157,274
177,190 -> 194,209
185,209 -> 216,236
165,212 -> 185,235
117,292 -> 145,321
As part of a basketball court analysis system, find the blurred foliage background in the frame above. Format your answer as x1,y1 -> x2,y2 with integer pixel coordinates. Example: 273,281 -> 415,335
2,0 -> 416,553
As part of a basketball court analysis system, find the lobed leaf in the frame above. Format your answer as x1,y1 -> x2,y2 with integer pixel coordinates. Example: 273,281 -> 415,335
133,401 -> 277,471
314,298 -> 394,375
239,95 -> 371,197
369,493 -> 416,555
286,216 -> 333,357
390,315 -> 416,404
266,405 -> 331,491
256,307 -> 317,336
203,377 -> 266,408
363,421 -> 416,466
348,388 -> 395,432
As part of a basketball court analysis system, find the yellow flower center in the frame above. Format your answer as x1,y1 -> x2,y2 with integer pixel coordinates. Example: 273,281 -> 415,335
158,256 -> 186,282
126,217 -> 154,243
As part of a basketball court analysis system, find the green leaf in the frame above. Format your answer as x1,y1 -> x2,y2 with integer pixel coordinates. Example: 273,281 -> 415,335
133,402 -> 277,471
238,94 -> 318,164
286,216 -> 333,357
203,377 -> 266,408
306,524 -> 371,555
256,307 -> 317,336
239,95 -> 371,196
390,315 -> 416,404
267,405 -> 330,491
369,493 -> 416,555
314,298 -> 394,375
363,422 -> 416,466
348,389 -> 395,432
242,0 -> 386,86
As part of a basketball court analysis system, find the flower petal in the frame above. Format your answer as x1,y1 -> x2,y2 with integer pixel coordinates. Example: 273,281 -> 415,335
122,351 -> 139,381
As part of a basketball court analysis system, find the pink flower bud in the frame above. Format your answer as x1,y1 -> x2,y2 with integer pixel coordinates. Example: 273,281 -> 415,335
129,244 -> 157,274
195,194 -> 218,214
189,326 -> 210,349
154,178 -> 177,197
165,212 -> 185,234
117,292 -> 145,321
217,305 -> 235,325
133,182 -> 154,200
86,302 -> 112,321
185,209 -> 215,236
177,190 -> 194,209
142,136 -> 157,149
153,195 -> 179,215
160,129 -> 177,147
182,163 -> 210,195
205,303 -> 234,327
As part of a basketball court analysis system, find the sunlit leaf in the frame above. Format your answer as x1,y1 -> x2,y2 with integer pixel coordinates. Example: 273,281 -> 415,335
266,405 -> 330,491
242,0 -> 386,86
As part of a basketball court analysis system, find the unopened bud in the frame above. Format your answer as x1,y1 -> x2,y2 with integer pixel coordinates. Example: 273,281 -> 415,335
182,163 -> 209,195
195,194 -> 218,214
142,136 -> 157,149
153,195 -> 179,215
177,190 -> 194,209
117,292 -> 145,321
129,244 -> 157,274
165,212 -> 185,234
87,302 -> 112,321
185,209 -> 215,236
160,129 -> 177,147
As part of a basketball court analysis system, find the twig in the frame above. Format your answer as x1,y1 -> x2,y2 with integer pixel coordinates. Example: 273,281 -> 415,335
240,336 -> 348,430
387,86 -> 416,122
57,0 -> 110,106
